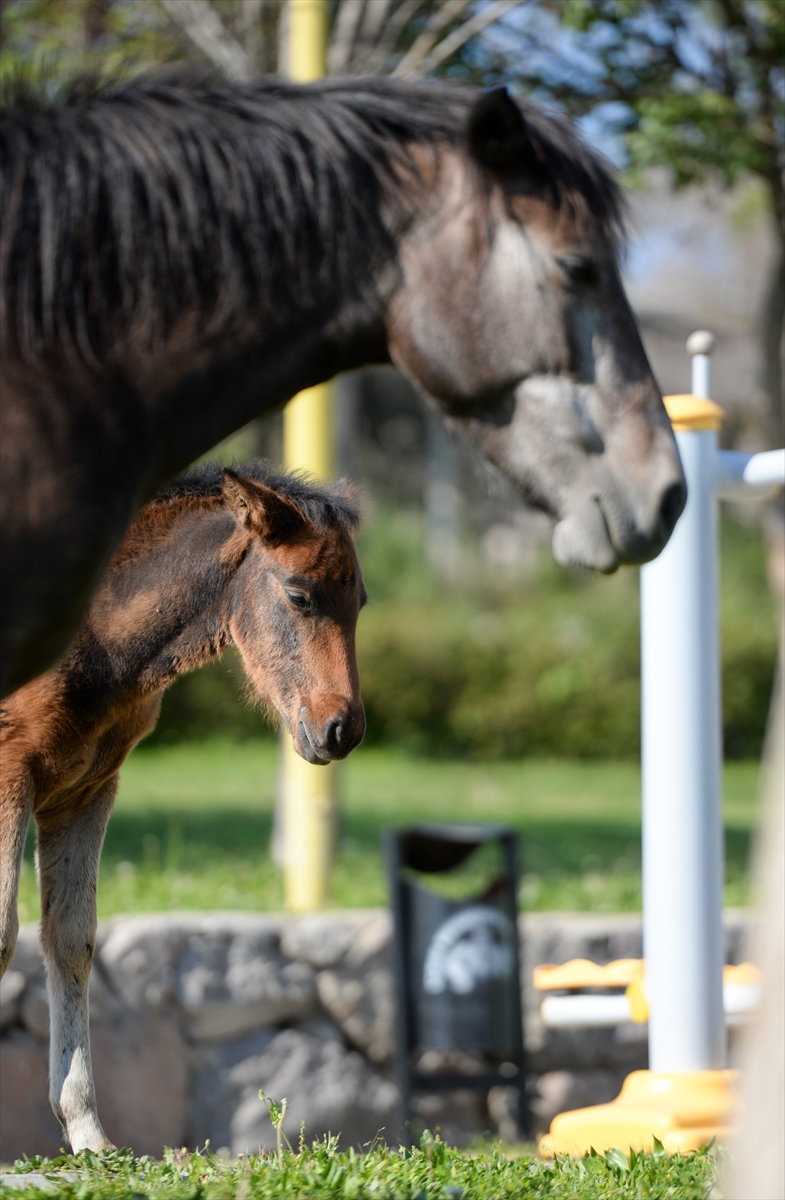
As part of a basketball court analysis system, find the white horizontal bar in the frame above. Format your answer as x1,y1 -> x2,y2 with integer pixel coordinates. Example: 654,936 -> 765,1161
540,984 -> 760,1029
540,994 -> 633,1028
723,983 -> 762,1027
716,449 -> 785,500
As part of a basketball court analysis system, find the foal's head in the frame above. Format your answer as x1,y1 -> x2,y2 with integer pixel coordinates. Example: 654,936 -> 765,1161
221,469 -> 366,764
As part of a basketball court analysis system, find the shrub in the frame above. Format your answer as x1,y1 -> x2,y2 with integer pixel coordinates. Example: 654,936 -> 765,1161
149,509 -> 778,760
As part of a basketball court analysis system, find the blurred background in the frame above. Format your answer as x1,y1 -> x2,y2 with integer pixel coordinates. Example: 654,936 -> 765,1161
4,0 -> 781,920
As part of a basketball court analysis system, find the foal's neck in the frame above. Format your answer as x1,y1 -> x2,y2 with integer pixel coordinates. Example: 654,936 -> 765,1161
75,503 -> 241,695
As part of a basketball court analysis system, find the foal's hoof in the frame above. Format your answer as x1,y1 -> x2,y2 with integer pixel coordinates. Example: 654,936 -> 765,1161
68,1129 -> 116,1154
72,1139 -> 117,1155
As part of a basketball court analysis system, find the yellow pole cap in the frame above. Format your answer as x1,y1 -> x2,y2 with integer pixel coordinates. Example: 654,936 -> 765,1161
663,394 -> 724,432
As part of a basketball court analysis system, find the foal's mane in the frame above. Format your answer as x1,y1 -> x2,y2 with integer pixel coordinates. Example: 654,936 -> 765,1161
155,460 -> 361,533
110,459 -> 360,570
1,73 -> 623,363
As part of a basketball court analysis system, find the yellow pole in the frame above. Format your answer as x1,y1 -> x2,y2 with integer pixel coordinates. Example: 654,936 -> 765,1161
281,0 -> 338,913
288,0 -> 327,83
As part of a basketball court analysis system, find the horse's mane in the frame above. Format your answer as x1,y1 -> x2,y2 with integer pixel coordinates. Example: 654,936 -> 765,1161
155,459 -> 361,533
1,73 -> 624,363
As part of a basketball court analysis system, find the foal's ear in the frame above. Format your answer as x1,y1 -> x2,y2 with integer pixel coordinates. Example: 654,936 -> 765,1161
467,87 -> 534,176
222,470 -> 305,543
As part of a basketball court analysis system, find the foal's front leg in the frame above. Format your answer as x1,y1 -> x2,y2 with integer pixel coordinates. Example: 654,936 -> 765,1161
0,772 -> 34,978
37,779 -> 117,1153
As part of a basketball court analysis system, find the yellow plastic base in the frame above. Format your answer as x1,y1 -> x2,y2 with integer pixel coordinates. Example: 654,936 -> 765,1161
539,1069 -> 738,1157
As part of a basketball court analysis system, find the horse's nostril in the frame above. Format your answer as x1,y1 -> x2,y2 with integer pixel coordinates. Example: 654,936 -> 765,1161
659,481 -> 687,536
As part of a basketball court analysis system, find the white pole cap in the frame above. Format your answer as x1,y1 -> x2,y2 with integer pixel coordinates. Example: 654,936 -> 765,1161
686,330 -> 716,357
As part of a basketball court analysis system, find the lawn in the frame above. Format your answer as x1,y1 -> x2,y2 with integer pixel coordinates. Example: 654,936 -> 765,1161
18,741 -> 761,921
1,1139 -> 720,1199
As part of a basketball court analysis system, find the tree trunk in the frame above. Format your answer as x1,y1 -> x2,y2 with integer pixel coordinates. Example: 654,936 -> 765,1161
761,225 -> 785,448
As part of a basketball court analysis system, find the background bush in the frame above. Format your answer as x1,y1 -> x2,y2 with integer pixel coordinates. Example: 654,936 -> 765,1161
148,507 -> 778,760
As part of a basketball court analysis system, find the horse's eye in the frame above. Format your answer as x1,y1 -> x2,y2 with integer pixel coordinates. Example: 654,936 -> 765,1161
285,590 -> 312,613
559,256 -> 600,289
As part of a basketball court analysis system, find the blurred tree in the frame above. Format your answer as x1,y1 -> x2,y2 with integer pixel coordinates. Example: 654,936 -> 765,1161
150,0 -> 524,81
0,0 -> 182,76
3,0 -> 779,434
473,0 -> 783,446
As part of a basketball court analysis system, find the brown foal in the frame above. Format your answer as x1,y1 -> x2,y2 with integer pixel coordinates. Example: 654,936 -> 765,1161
0,462 -> 366,1153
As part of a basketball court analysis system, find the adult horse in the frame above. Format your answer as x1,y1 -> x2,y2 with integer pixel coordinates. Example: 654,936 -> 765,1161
0,76 -> 685,696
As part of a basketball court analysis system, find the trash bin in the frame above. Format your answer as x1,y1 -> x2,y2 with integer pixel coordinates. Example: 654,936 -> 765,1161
384,823 -> 528,1143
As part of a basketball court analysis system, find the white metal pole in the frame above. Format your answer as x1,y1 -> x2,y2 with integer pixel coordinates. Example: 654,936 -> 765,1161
640,331 -> 726,1071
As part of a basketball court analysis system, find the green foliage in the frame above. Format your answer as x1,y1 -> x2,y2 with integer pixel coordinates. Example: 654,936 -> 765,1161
149,507 -> 778,762
3,1135 -> 720,1198
0,0 -> 180,84
146,649 -> 270,746
503,0 -> 783,224
355,572 -> 643,759
627,91 -> 766,189
356,508 -> 777,761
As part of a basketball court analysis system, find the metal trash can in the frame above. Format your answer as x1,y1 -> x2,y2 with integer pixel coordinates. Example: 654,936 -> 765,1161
384,823 -> 528,1143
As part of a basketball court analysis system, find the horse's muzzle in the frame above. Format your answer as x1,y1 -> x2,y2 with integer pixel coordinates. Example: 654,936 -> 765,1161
553,447 -> 687,573
294,702 -> 366,764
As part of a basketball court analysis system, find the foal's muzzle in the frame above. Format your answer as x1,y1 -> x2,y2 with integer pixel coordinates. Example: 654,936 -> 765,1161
293,701 -> 366,764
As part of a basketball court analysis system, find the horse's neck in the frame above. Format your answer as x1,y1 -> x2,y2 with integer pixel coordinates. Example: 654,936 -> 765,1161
147,308 -> 389,486
79,505 -> 237,694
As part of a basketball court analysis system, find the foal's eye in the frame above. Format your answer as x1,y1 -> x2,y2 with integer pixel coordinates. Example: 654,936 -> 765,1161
285,590 -> 312,613
559,256 -> 601,289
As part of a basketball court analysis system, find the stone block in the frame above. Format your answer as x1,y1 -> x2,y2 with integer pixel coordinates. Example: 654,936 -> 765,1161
0,1030 -> 63,1162
279,914 -> 364,970
91,1014 -> 188,1156
345,914 -> 392,967
315,913 -> 394,1065
177,929 -> 316,1041
7,928 -> 45,985
188,1029 -> 277,1149
20,981 -> 49,1043
0,971 -> 25,1032
98,915 -> 185,1010
192,1028 -> 399,1155
0,1015 -> 187,1162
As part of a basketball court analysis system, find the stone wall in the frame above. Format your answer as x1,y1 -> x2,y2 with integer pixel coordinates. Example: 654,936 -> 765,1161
0,910 -> 748,1162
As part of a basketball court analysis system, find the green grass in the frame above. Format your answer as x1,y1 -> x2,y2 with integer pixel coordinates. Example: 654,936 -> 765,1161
18,743 -> 761,921
2,1138 -> 720,1199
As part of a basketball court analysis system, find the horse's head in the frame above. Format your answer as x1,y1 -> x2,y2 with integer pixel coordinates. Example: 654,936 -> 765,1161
221,469 -> 366,764
387,88 -> 686,573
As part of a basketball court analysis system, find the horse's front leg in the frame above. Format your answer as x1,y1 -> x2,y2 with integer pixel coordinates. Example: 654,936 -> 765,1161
36,779 -> 117,1153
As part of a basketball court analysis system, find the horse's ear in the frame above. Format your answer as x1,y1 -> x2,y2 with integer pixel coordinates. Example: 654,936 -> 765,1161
467,87 -> 533,175
222,469 -> 305,543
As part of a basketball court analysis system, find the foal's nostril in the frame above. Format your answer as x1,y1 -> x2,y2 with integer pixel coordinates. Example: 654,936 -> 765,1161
323,716 -> 348,756
659,481 -> 687,537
